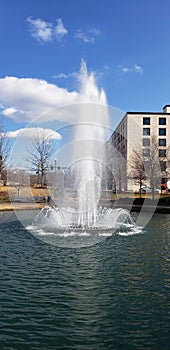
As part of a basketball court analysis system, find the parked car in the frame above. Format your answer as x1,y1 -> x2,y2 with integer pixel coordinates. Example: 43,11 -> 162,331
140,186 -> 152,193
154,188 -> 161,193
140,186 -> 160,193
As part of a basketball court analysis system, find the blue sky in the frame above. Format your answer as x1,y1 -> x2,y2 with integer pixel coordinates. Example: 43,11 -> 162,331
1,0 -> 170,137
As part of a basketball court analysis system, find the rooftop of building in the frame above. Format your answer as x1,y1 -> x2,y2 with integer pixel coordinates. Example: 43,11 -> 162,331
126,104 -> 170,115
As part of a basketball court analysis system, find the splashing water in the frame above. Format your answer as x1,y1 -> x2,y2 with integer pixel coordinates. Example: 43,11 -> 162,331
28,207 -> 142,247
29,60 -> 142,247
72,59 -> 110,226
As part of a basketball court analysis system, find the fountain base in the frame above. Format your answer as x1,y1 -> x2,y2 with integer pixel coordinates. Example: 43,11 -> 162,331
26,205 -> 142,248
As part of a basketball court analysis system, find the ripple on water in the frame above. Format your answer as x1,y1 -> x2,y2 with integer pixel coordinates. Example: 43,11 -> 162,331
0,213 -> 169,349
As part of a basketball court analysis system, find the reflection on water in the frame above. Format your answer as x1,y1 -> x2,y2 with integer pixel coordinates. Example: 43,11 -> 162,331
0,212 -> 169,349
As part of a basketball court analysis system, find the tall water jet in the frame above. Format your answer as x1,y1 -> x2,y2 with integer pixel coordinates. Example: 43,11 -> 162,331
13,59 -> 141,248
72,59 -> 110,226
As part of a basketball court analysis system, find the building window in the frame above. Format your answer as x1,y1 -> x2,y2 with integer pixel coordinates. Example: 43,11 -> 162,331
143,128 -> 150,135
160,161 -> 166,172
159,128 -> 166,136
159,139 -> 166,146
143,148 -> 150,157
143,138 -> 150,146
159,149 -> 166,157
143,117 -> 150,125
159,117 -> 166,125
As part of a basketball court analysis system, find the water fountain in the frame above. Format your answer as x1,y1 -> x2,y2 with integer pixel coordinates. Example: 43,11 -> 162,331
27,60 -> 141,247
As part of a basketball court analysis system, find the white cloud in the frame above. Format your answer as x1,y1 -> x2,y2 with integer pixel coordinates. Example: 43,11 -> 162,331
0,60 -> 108,126
53,73 -> 69,79
122,67 -> 130,73
2,107 -> 18,116
6,127 -> 62,140
119,64 -> 143,75
75,27 -> 101,44
55,18 -> 68,41
27,17 -> 68,43
0,75 -> 107,125
52,71 -> 77,79
0,76 -> 79,122
134,64 -> 143,74
89,28 -> 101,35
75,29 -> 94,43
27,17 -> 53,42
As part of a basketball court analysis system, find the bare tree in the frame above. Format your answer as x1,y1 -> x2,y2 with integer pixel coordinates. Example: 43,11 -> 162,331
0,122 -> 11,184
110,151 -> 127,192
130,135 -> 170,200
27,131 -> 56,187
105,141 -> 127,192
145,135 -> 162,199
114,155 -> 126,191
130,148 -> 146,197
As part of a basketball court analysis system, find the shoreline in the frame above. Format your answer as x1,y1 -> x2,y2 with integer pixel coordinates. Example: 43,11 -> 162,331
0,202 -> 47,211
0,201 -> 170,214
115,204 -> 170,214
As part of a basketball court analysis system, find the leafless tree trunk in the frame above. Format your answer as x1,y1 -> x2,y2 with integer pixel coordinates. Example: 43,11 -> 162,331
130,135 -> 169,200
0,122 -> 11,185
112,152 -> 127,192
146,135 -> 162,200
129,148 -> 146,198
27,130 -> 55,187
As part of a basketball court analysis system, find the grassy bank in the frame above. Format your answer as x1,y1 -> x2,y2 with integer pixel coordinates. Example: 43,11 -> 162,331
0,186 -> 170,212
0,185 -> 49,202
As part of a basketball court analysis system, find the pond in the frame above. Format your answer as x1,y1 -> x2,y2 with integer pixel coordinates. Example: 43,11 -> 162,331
0,211 -> 169,349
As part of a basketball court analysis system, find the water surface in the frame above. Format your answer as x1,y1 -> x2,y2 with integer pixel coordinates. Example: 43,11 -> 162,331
0,211 -> 169,349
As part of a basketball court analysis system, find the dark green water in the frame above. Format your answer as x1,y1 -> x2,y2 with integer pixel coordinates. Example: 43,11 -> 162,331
0,211 -> 169,350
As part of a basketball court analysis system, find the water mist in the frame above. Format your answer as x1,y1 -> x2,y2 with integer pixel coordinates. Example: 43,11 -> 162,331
27,60 -> 140,247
